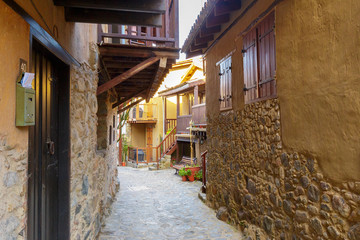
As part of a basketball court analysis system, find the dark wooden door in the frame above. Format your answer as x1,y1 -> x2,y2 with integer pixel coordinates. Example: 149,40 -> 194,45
28,42 -> 62,240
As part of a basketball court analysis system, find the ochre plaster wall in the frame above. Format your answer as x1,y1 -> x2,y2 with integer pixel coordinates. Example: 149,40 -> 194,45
0,1 -> 118,238
131,124 -> 146,148
276,0 -> 360,181
166,97 -> 177,119
0,2 -> 30,148
205,0 -> 360,181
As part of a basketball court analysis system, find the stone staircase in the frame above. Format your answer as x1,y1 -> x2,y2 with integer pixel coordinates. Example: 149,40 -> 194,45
148,155 -> 171,171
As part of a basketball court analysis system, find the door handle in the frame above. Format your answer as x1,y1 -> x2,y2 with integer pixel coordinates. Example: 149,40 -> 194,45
47,141 -> 55,155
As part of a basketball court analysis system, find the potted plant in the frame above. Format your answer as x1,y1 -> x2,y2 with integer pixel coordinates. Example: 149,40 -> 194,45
187,169 -> 195,182
179,168 -> 188,181
185,164 -> 201,180
195,169 -> 203,181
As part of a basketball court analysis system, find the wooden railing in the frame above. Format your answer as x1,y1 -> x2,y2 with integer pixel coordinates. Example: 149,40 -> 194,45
155,127 -> 177,169
128,104 -> 157,122
192,103 -> 206,126
98,0 -> 178,48
177,115 -> 191,133
201,150 -> 208,193
165,118 -> 177,133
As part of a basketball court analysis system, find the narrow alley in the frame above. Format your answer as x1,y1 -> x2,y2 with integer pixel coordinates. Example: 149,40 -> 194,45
98,168 -> 242,240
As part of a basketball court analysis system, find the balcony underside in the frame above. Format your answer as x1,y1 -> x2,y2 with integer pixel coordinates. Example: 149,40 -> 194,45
98,44 -> 179,107
54,0 -> 167,26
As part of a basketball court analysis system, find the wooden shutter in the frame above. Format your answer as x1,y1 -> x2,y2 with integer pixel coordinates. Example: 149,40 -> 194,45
243,27 -> 258,103
219,56 -> 232,110
258,11 -> 276,98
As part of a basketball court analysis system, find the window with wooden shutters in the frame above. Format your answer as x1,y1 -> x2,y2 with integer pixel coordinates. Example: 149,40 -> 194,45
219,56 -> 232,110
243,11 -> 276,103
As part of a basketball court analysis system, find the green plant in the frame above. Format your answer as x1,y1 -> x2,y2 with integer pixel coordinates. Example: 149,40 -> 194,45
179,168 -> 191,176
166,127 -> 174,135
195,170 -> 203,181
179,168 -> 186,176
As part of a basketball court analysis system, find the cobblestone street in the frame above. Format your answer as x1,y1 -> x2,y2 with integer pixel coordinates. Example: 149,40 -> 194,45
98,167 -> 242,240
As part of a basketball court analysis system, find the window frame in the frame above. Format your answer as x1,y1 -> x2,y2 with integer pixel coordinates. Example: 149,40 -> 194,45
217,53 -> 233,111
242,11 -> 276,104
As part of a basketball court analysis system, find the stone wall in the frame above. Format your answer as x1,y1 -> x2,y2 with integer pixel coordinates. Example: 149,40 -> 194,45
69,55 -> 119,239
207,98 -> 360,239
0,137 -> 27,239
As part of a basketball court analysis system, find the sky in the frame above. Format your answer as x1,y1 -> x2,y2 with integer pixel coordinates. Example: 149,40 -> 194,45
178,0 -> 207,60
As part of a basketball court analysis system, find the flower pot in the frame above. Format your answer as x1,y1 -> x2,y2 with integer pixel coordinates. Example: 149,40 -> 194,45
188,175 -> 195,182
182,176 -> 187,181
122,162 -> 126,166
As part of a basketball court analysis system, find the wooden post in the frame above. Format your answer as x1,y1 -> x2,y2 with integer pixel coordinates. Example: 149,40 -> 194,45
176,94 -> 180,117
164,97 -> 167,133
194,85 -> 199,105
136,148 -> 139,165
195,139 -> 200,165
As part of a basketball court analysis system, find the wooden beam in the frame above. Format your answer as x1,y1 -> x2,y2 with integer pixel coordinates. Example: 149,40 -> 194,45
190,43 -> 207,52
215,0 -> 242,16
146,57 -> 167,101
97,57 -> 160,95
65,8 -> 163,27
118,99 -> 144,113
54,0 -> 166,14
200,25 -> 221,37
186,50 -> 203,59
195,35 -> 214,45
206,12 -> 230,28
112,89 -> 147,108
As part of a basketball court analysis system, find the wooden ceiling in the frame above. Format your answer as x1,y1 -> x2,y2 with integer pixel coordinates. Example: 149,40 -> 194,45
182,0 -> 242,58
97,44 -> 179,108
54,0 -> 167,26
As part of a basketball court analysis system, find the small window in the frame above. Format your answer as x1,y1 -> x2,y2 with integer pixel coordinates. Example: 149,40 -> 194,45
219,56 -> 232,110
109,125 -> 112,145
243,11 -> 276,103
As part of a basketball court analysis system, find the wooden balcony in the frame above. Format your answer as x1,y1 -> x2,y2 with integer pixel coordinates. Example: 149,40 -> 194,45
192,103 -> 206,126
128,104 -> 157,124
177,115 -> 192,134
96,0 -> 180,108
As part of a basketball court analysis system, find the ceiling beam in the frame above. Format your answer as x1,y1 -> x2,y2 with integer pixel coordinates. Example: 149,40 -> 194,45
54,0 -> 166,14
97,57 -> 160,95
65,8 -> 163,26
112,89 -> 147,108
190,43 -> 207,52
146,57 -> 167,101
118,98 -> 144,113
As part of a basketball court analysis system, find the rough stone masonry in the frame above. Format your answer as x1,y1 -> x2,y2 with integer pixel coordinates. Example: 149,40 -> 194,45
207,98 -> 360,240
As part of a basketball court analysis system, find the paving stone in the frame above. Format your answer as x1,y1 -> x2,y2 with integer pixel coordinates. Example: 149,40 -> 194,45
98,168 -> 242,240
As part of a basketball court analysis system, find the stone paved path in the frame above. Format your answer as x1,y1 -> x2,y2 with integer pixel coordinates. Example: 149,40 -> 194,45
98,167 -> 242,240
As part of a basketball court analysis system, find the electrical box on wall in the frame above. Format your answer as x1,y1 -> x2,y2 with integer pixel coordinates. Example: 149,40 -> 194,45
16,83 -> 35,126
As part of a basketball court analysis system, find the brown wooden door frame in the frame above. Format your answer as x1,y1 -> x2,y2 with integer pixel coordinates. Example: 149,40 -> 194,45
28,31 -> 71,240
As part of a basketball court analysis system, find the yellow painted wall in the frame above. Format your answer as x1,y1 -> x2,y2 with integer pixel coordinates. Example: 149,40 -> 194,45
130,124 -> 146,148
276,0 -> 360,181
0,2 -> 30,148
205,0 -> 360,181
166,97 -> 177,119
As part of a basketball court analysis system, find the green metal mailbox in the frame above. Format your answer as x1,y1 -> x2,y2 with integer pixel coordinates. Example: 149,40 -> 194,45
16,84 -> 35,126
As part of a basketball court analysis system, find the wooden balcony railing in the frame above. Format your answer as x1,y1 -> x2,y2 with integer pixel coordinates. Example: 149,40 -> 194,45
128,104 -> 157,122
165,118 -> 177,133
177,115 -> 191,133
192,103 -> 206,126
156,127 -> 177,169
98,0 -> 178,48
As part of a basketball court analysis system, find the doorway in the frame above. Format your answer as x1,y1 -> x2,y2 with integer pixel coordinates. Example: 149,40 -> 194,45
27,40 -> 70,240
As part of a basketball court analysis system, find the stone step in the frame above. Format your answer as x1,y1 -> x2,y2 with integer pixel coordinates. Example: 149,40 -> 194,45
198,191 -> 206,203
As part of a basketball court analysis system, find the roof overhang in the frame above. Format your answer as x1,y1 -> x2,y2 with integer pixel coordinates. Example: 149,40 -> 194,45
159,79 -> 205,96
182,0 -> 243,58
54,0 -> 167,26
